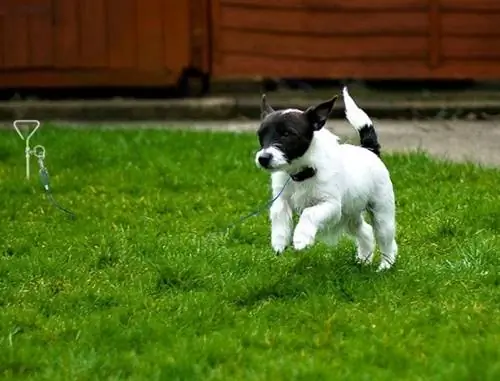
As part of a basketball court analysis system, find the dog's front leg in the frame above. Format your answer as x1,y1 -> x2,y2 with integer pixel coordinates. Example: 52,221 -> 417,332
269,172 -> 293,254
270,198 -> 293,254
293,201 -> 341,250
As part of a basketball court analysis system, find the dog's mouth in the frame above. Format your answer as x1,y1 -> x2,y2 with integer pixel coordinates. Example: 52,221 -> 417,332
256,158 -> 288,172
255,146 -> 288,171
259,164 -> 281,172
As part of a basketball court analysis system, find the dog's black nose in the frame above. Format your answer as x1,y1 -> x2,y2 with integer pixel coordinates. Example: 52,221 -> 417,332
258,152 -> 272,168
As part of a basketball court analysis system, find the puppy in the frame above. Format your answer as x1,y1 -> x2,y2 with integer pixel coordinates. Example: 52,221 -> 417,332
255,87 -> 398,270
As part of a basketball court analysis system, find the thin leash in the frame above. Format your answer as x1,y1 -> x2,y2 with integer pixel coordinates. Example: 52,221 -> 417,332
223,177 -> 291,233
34,145 -> 76,219
12,120 -> 281,225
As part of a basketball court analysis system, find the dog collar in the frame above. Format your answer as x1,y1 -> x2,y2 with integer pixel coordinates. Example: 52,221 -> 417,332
290,167 -> 316,182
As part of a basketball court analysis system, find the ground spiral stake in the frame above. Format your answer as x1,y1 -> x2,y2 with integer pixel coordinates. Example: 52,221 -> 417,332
13,120 -> 76,219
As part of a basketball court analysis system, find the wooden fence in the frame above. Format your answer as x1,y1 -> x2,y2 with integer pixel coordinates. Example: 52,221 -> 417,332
211,0 -> 500,79
0,0 -> 499,89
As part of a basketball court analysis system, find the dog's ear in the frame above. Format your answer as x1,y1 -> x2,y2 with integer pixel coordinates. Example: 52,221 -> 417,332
305,96 -> 338,130
261,94 -> 274,120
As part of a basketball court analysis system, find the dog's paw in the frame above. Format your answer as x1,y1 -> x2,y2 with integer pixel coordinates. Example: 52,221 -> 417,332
272,240 -> 287,255
356,250 -> 374,265
377,259 -> 394,272
293,223 -> 316,251
293,232 -> 315,250
271,232 -> 290,255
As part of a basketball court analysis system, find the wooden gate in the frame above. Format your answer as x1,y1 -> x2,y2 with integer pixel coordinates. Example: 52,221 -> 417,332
0,0 -> 210,87
210,0 -> 500,80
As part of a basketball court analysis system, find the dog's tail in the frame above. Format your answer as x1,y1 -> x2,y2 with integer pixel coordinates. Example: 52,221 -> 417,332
342,86 -> 381,157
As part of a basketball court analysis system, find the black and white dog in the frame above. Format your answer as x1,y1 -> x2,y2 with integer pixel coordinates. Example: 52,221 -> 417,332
255,87 -> 397,271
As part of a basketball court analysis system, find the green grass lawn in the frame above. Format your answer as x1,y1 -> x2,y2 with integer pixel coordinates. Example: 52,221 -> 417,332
0,126 -> 499,381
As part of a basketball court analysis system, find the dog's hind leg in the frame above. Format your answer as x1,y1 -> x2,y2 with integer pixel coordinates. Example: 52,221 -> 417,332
347,215 -> 375,265
370,204 -> 398,271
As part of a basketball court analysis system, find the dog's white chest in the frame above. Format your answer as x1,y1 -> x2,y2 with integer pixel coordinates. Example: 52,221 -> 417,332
289,180 -> 319,212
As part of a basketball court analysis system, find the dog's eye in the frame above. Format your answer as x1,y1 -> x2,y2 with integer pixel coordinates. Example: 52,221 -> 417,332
282,131 -> 290,137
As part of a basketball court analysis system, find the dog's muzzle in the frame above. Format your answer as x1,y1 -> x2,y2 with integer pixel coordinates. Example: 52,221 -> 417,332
255,147 -> 287,170
258,152 -> 272,168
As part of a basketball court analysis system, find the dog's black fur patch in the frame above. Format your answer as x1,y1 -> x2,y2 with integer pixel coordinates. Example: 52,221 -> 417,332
290,167 -> 316,182
257,95 -> 337,163
257,110 -> 313,162
358,124 -> 381,157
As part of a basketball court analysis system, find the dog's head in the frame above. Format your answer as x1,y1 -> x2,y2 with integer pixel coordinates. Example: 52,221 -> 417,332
255,94 -> 337,171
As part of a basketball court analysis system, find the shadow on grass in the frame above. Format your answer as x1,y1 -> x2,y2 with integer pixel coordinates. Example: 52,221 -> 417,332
232,251 -> 385,308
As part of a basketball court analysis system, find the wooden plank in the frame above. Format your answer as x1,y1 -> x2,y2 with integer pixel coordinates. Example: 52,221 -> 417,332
27,0 -> 53,67
427,0 -> 441,68
0,69 -> 181,87
54,0 -> 80,67
220,31 -> 427,60
211,0 -> 223,64
79,0 -> 107,67
212,54 -> 500,79
163,1 -> 190,72
3,0 -> 29,68
0,16 -> 4,67
107,0 -> 137,68
220,0 -> 427,11
221,7 -> 428,35
440,0 -> 500,11
442,13 -> 500,36
136,0 -> 164,70
442,37 -> 500,59
189,0 -> 211,71
0,0 -> 51,15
